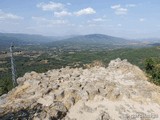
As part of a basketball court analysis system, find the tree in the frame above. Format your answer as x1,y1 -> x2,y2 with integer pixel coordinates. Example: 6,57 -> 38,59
145,58 -> 155,74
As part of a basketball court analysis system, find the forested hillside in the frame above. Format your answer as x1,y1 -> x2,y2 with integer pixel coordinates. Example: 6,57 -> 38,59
1,46 -> 160,95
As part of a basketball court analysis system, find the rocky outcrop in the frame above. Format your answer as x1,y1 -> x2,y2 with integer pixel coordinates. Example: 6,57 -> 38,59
0,58 -> 160,120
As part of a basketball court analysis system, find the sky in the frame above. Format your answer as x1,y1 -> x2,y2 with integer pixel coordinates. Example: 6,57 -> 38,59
0,0 -> 160,38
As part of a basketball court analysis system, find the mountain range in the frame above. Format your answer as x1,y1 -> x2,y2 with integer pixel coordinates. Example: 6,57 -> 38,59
54,34 -> 131,45
0,33 -> 159,50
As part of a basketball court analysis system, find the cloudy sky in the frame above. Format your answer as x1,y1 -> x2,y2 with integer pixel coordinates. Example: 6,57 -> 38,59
0,0 -> 160,38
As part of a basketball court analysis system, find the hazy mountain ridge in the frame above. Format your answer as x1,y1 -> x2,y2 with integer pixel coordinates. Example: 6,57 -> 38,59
53,34 -> 131,45
0,33 -> 59,49
135,38 -> 160,43
0,33 -> 158,50
0,35 -> 27,48
49,34 -> 144,50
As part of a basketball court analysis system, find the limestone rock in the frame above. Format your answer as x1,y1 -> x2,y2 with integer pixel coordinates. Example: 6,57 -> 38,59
97,111 -> 113,120
0,58 -> 160,120
37,95 -> 54,106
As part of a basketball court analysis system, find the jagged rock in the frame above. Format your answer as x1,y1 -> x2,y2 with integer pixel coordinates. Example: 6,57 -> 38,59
9,81 -> 31,99
112,88 -> 121,99
55,90 -> 65,100
97,111 -> 112,120
98,88 -> 107,97
81,103 -> 95,113
52,83 -> 60,90
0,59 -> 160,120
79,90 -> 89,101
37,95 -> 54,107
63,96 -> 75,110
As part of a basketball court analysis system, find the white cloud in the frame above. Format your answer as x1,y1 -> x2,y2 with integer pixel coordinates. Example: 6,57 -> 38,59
139,18 -> 145,22
92,18 -> 106,22
88,18 -> 108,23
115,8 -> 128,15
111,4 -> 121,9
0,10 -> 23,20
74,7 -> 96,16
32,16 -> 46,21
126,4 -> 136,7
37,2 -> 64,11
54,11 -> 72,17
111,4 -> 128,15
32,16 -> 68,26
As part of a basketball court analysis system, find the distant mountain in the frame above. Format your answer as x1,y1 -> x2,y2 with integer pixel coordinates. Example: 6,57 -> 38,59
50,34 -> 137,47
133,38 -> 160,43
49,34 -> 140,50
149,43 -> 160,47
0,33 -> 59,49
0,33 -> 143,50
58,34 -> 131,45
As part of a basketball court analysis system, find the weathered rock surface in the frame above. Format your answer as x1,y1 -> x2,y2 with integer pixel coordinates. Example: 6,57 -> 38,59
0,58 -> 160,120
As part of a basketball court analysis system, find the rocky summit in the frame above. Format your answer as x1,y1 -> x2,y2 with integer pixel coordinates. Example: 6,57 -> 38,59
0,58 -> 160,120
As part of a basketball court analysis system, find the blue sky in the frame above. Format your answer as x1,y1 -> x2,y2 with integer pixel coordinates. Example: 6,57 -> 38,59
0,0 -> 160,38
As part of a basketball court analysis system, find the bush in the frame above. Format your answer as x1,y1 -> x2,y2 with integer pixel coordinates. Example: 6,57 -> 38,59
145,58 -> 160,85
